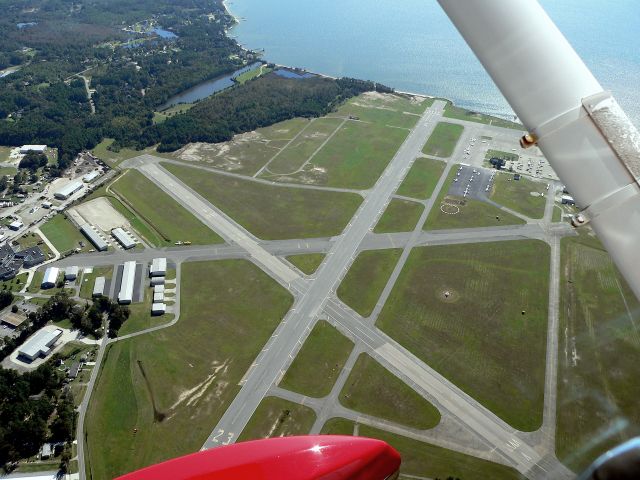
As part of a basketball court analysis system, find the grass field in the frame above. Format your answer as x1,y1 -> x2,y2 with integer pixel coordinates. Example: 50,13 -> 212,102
556,232 -> 640,471
111,170 -> 223,246
339,353 -> 441,429
153,103 -> 195,124
337,249 -> 402,318
485,149 -> 519,164
331,96 -> 424,130
279,320 -> 354,398
0,146 -> 13,162
267,118 -> 343,174
85,260 -> 293,479
490,172 -> 546,219
163,163 -> 362,240
118,287 -> 174,336
311,120 -> 409,189
373,199 -> 423,233
321,420 -> 524,479
377,241 -> 550,431
0,273 -> 28,292
422,122 -> 464,158
443,102 -> 523,130
424,166 -> 526,230
79,267 -> 112,300
237,397 -> 316,442
553,206 -> 563,222
396,158 -> 446,200
92,138 -> 170,166
286,254 -> 325,275
234,64 -> 273,84
100,195 -> 164,247
40,214 -> 90,254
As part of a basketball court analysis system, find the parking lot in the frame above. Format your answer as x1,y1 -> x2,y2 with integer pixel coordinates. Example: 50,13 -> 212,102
448,165 -> 496,202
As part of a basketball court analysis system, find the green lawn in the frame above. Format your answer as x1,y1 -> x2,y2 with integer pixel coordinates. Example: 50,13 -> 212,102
311,120 -> 409,189
0,146 -> 13,162
118,286 -> 174,336
92,138 -> 172,166
443,102 -> 523,130
485,149 -> 519,164
339,353 -> 441,429
373,199 -> 423,233
556,232 -> 640,471
237,397 -> 316,442
40,214 -> 90,254
268,118 -> 343,174
424,166 -> 526,230
490,172 -> 546,219
337,249 -> 402,318
553,206 -> 563,222
331,94 -> 426,129
163,163 -> 362,240
396,158 -> 446,200
79,267 -> 112,300
286,254 -> 325,275
85,260 -> 293,479
111,169 -> 223,246
99,195 -> 165,247
422,122 -> 464,158
15,231 -> 53,259
321,420 -> 524,479
279,320 -> 354,398
153,103 -> 194,124
377,241 -> 550,431
0,273 -> 28,292
234,64 -> 273,84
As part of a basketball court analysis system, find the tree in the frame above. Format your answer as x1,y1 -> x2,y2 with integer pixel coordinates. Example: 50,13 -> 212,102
0,291 -> 13,309
18,153 -> 48,171
11,305 -> 18,314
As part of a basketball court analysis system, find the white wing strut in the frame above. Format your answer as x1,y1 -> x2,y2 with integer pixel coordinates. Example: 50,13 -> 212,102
438,0 -> 640,300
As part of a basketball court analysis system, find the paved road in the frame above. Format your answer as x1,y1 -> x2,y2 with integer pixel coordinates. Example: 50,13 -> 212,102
202,100 -> 447,449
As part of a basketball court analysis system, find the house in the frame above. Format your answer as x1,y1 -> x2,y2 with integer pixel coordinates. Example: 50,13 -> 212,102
8,220 -> 23,231
14,245 -> 45,268
64,266 -> 79,281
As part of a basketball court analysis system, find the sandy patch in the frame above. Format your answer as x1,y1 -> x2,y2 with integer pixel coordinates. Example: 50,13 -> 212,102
71,197 -> 128,231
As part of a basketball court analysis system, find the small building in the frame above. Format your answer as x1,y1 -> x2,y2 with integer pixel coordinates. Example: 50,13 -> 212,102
150,276 -> 165,287
42,201 -> 53,209
18,328 -> 63,362
40,443 -> 53,460
151,303 -> 166,316
154,284 -> 165,294
93,276 -> 106,298
20,145 -> 46,154
14,246 -> 45,268
513,173 -> 521,181
112,228 -> 136,250
54,181 -> 83,200
153,291 -> 164,303
82,170 -> 101,183
118,261 -> 136,305
150,257 -> 167,277
64,266 -> 79,281
8,220 -> 23,231
80,224 -> 108,252
41,267 -> 59,289
68,361 -> 81,379
561,194 -> 575,205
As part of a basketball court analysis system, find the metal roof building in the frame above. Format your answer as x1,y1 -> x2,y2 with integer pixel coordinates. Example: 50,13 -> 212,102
83,170 -> 101,183
41,267 -> 59,289
54,181 -> 83,200
64,266 -> 79,280
153,291 -> 165,302
80,224 -> 108,252
154,284 -> 165,294
150,276 -> 165,287
93,276 -> 106,297
18,328 -> 63,361
151,303 -> 166,316
112,228 -> 136,250
20,145 -> 46,154
150,257 -> 167,277
118,261 -> 136,304
8,220 -> 23,231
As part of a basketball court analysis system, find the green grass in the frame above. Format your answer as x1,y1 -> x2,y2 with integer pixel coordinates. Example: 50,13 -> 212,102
163,163 -> 362,240
111,170 -> 223,246
79,267 -> 113,300
485,149 -> 519,163
279,320 -> 354,397
373,199 -> 423,233
424,166 -> 526,230
0,272 -> 28,292
92,138 -> 171,166
85,260 -> 293,479
286,253 -> 325,275
27,269 -> 75,295
0,146 -> 13,163
553,206 -> 563,222
268,118 -> 343,174
331,95 -> 426,128
340,353 -> 441,429
237,397 -> 316,442
321,420 -> 524,479
443,102 -> 523,130
377,241 -> 550,431
396,158 -> 446,200
308,120 -> 408,189
234,64 -> 273,84
0,166 -> 18,176
14,461 -> 62,473
118,286 -> 174,336
422,122 -> 464,158
15,231 -> 53,258
101,195 -> 164,247
153,103 -> 194,124
490,171 -> 546,219
556,232 -> 640,471
337,249 -> 402,318
40,214 -> 90,254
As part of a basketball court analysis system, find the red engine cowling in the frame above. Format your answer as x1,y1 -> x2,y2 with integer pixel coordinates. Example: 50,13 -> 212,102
115,435 -> 401,480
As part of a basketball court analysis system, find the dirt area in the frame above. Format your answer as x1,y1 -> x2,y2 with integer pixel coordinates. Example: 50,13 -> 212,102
70,197 -> 128,231
352,91 -> 426,110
